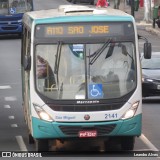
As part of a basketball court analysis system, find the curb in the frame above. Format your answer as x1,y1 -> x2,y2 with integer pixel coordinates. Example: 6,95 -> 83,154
145,26 -> 160,37
136,21 -> 160,37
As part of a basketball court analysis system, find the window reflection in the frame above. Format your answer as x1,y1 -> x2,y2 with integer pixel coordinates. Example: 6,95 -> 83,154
35,42 -> 136,100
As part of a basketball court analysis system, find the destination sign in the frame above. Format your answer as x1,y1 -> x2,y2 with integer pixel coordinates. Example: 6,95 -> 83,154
35,22 -> 133,38
45,25 -> 109,36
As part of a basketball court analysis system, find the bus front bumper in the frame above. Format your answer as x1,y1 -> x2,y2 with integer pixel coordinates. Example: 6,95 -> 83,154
32,114 -> 142,139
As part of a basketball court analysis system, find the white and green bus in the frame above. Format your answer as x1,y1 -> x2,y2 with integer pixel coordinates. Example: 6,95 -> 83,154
21,5 -> 151,151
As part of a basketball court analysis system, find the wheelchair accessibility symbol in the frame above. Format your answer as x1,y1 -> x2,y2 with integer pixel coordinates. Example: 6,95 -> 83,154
9,8 -> 16,14
88,84 -> 103,99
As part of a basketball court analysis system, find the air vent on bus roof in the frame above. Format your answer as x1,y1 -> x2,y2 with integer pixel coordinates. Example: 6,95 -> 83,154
93,9 -> 108,14
59,5 -> 94,15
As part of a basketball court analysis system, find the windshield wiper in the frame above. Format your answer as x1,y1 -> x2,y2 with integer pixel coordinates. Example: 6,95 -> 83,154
88,39 -> 112,65
142,67 -> 150,69
54,41 -> 62,74
142,67 -> 159,69
59,82 -> 63,99
105,42 -> 115,59
54,41 -> 62,89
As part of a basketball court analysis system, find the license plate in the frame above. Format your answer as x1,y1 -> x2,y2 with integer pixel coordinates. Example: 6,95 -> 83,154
157,85 -> 160,90
79,130 -> 97,138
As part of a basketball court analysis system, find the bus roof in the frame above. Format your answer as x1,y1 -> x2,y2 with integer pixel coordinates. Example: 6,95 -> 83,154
23,5 -> 134,28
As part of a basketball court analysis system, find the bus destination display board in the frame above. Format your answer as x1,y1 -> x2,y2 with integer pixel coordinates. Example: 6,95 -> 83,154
35,22 -> 133,38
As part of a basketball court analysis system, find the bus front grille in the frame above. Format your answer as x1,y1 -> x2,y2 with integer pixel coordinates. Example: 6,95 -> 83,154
59,124 -> 116,136
49,103 -> 123,112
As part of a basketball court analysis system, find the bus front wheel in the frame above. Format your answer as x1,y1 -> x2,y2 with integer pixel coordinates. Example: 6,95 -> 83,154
121,136 -> 135,151
90,0 -> 94,5
28,133 -> 34,144
36,139 -> 49,151
72,0 -> 76,4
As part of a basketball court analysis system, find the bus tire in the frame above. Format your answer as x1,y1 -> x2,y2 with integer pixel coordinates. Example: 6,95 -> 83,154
90,0 -> 94,5
28,133 -> 35,144
36,139 -> 49,151
72,0 -> 76,4
121,136 -> 135,151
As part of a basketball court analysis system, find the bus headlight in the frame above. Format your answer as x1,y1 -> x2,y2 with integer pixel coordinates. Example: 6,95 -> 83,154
121,101 -> 139,120
33,103 -> 53,122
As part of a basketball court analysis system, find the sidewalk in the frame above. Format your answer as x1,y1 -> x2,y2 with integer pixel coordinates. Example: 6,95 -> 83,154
109,0 -> 160,36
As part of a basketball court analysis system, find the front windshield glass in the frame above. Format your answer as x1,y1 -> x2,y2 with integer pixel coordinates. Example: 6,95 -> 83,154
35,42 -> 136,100
141,55 -> 160,69
0,0 -> 32,15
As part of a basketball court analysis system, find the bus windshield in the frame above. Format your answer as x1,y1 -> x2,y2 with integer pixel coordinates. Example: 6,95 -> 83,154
35,41 -> 136,100
0,0 -> 32,15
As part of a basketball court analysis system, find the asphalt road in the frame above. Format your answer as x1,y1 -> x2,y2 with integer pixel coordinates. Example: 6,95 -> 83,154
0,0 -> 160,159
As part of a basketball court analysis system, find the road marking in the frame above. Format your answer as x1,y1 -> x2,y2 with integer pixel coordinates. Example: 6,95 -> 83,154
0,85 -> 11,89
8,116 -> 15,120
16,136 -> 28,151
4,96 -> 17,101
4,105 -> 11,109
140,134 -> 159,151
11,124 -> 18,128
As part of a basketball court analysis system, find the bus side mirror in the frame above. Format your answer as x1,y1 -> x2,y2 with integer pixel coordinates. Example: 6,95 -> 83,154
24,55 -> 31,71
144,42 -> 151,59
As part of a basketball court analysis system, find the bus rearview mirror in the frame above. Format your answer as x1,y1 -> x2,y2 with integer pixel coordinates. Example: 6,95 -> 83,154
144,43 -> 152,59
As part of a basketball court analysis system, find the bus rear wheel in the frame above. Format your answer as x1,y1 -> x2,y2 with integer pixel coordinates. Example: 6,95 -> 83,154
36,139 -> 49,151
121,136 -> 135,151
